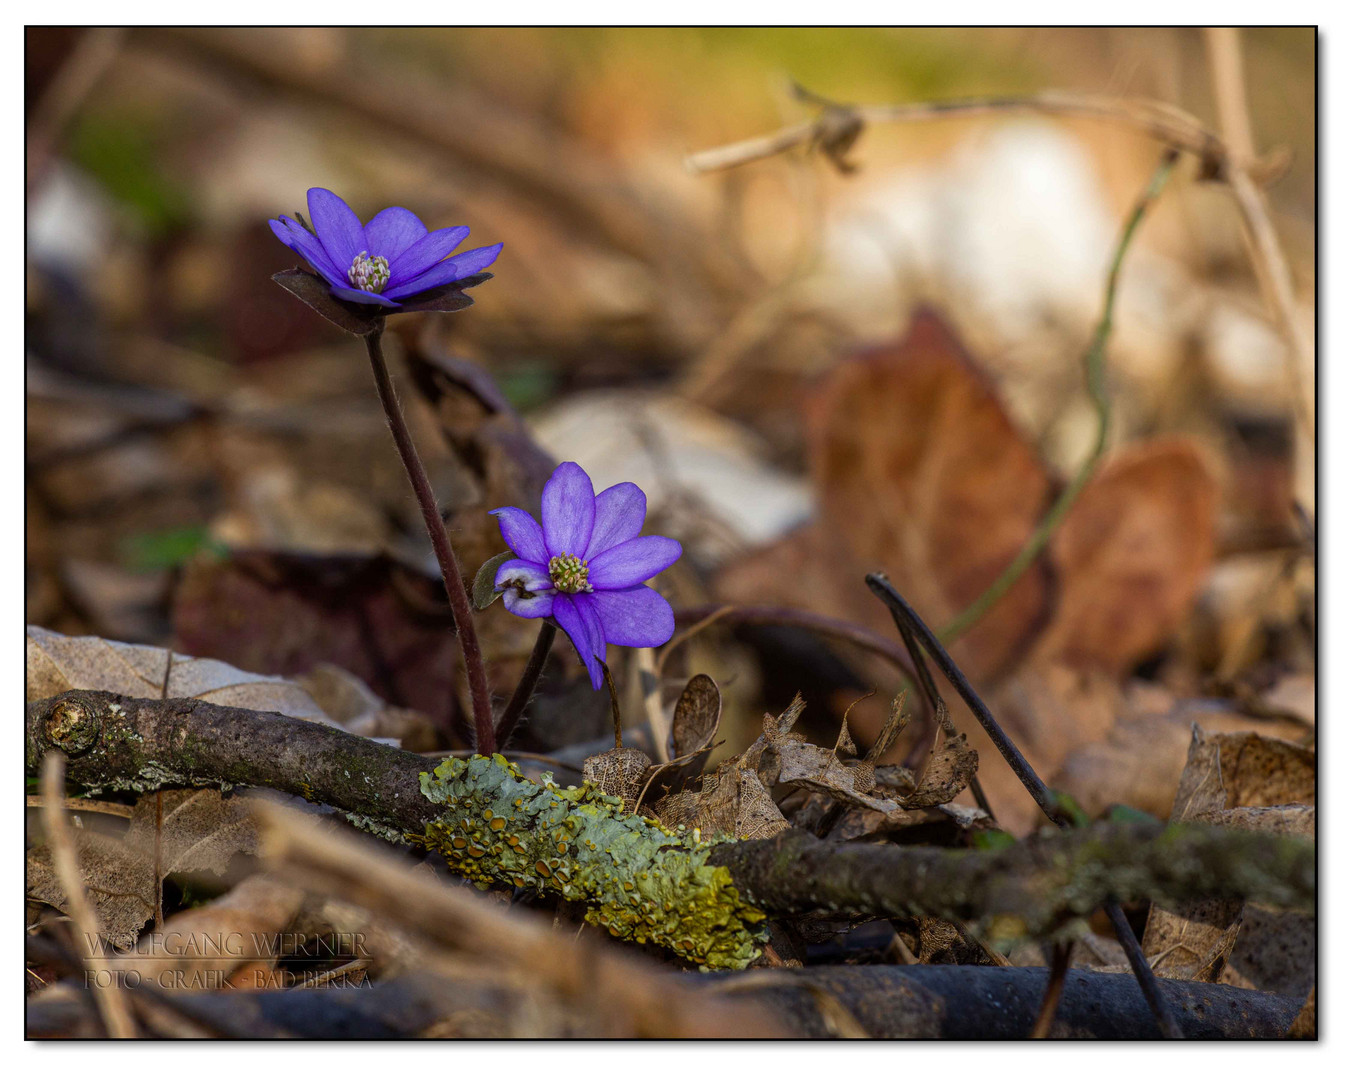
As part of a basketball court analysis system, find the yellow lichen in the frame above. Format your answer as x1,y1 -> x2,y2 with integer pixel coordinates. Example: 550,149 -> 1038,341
418,754 -> 768,969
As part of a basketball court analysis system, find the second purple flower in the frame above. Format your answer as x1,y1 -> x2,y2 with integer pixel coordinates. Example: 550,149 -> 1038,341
491,462 -> 681,690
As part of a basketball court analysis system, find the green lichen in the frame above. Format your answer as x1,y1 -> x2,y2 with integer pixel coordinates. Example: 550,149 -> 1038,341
417,755 -> 769,969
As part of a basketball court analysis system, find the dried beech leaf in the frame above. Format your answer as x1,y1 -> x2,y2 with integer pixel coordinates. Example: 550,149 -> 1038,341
294,664 -> 438,751
582,747 -> 653,809
672,674 -> 722,758
652,764 -> 789,841
1144,726 -> 1316,987
1029,439 -> 1218,674
803,312 -> 1053,682
904,732 -> 979,809
26,625 -> 333,725
26,832 -> 154,949
124,789 -> 261,878
763,693 -> 806,740
28,789 -> 264,950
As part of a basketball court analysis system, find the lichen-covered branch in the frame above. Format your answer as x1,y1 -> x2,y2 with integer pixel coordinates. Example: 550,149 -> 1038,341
707,826 -> 1312,940
27,690 -> 1315,968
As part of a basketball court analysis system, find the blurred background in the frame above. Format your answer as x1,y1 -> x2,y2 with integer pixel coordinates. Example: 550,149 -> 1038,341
26,28 -> 1315,832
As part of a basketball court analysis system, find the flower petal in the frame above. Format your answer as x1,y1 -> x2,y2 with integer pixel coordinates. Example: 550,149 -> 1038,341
387,225 -> 470,282
493,557 -> 551,592
440,242 -> 503,279
490,506 -> 549,565
541,462 -> 596,558
270,217 -> 344,285
585,482 -> 647,559
587,585 -> 674,648
502,589 -> 554,619
587,535 -> 682,590
383,243 -> 503,300
328,285 -> 401,308
363,207 -> 427,261
307,187 -> 366,271
554,595 -> 606,689
496,558 -> 555,619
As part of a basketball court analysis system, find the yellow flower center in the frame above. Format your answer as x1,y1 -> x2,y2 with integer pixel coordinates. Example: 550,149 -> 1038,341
548,552 -> 592,594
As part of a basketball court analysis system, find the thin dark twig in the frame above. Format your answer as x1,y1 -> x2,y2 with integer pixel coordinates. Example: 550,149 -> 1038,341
493,621 -> 556,749
364,322 -> 494,755
865,573 -> 1183,1036
884,596 -> 995,819
1031,941 -> 1075,1038
1106,899 -> 1184,1039
866,573 -> 1066,828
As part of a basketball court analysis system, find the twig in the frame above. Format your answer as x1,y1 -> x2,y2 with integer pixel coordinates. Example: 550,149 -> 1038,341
39,752 -> 136,1038
364,322 -> 494,755
687,88 -> 1280,182
866,572 -> 1187,1036
493,620 -> 556,749
1106,899 -> 1184,1040
1203,28 -> 1315,447
938,150 -> 1179,644
867,573 -> 1066,827
1030,941 -> 1075,1038
252,800 -> 783,1037
670,603 -> 915,682
25,795 -> 132,819
689,80 -> 1312,453
884,589 -> 995,819
27,691 -> 1314,939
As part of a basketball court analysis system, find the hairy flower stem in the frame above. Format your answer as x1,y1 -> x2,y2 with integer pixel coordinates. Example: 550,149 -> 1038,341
493,620 -> 556,749
364,322 -> 494,754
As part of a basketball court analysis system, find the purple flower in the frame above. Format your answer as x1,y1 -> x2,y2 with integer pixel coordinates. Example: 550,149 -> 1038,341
270,188 -> 502,309
491,462 -> 681,690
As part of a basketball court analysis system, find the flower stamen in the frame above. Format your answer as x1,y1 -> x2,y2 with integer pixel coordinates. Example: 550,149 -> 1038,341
347,251 -> 390,293
548,553 -> 592,594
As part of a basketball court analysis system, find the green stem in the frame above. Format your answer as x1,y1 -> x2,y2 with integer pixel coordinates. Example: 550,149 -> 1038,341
938,150 -> 1180,645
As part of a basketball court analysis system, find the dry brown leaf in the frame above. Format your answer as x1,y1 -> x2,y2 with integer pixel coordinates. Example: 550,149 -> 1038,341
1047,689 -> 1310,825
27,788 -> 264,949
903,731 -> 979,810
582,746 -> 653,809
1143,726 -> 1316,988
26,625 -> 331,724
672,673 -> 722,759
296,663 -> 439,751
1029,439 -> 1218,674
123,789 -> 260,878
105,873 -> 303,992
804,311 -> 1052,683
27,832 -> 154,949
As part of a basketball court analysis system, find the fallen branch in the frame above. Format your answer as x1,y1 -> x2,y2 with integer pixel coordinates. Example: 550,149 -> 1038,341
27,689 -> 1313,968
27,965 -> 1304,1040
